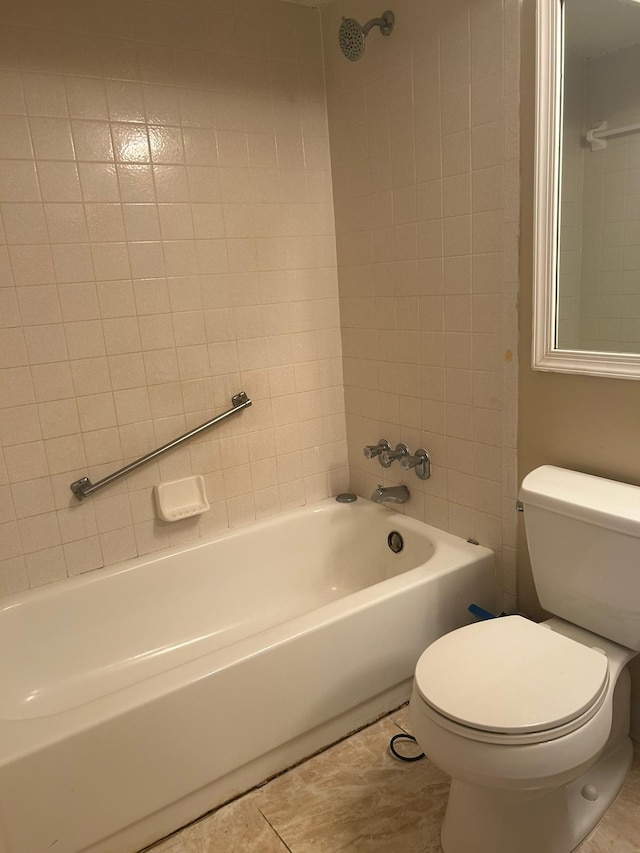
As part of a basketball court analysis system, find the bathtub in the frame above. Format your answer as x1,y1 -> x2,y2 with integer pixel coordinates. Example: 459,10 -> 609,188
0,497 -> 494,853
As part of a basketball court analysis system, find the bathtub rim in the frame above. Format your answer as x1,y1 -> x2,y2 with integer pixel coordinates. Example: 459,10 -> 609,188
0,496 -> 489,616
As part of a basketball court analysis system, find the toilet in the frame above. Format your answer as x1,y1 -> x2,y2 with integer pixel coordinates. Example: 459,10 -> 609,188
409,465 -> 640,853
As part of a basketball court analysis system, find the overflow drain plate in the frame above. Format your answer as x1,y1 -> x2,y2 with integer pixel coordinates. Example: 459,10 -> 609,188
387,531 -> 404,553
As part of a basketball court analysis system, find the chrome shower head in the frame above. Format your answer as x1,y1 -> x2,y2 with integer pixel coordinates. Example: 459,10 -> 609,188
338,10 -> 395,62
339,17 -> 365,61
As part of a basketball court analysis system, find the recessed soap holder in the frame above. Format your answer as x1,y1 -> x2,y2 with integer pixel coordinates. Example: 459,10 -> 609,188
153,475 -> 210,522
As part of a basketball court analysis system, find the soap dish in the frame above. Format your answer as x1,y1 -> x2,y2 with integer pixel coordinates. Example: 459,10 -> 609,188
153,475 -> 210,522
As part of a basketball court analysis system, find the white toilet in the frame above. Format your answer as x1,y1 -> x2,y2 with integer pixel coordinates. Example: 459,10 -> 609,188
409,465 -> 640,853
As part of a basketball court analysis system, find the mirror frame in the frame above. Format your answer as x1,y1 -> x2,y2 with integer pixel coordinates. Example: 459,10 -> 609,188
533,0 -> 640,380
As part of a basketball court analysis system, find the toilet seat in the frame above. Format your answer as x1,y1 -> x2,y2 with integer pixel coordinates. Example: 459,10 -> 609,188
414,616 -> 610,745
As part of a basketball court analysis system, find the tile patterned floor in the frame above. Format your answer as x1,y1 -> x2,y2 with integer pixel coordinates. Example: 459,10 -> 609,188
150,706 -> 640,853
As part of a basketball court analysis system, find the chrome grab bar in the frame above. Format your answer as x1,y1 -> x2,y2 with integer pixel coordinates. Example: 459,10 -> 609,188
70,391 -> 252,501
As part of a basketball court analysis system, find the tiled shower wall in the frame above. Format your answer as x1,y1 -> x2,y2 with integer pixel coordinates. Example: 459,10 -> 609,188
556,55 -> 585,350
0,0 -> 347,597
321,0 -> 520,611
580,43 -> 640,353
0,0 -> 521,609
559,41 -> 640,354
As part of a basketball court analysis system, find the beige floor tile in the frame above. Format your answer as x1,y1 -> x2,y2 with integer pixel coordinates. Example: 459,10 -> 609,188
151,797 -> 289,853
390,703 -> 412,732
578,813 -> 640,853
151,710 -> 640,853
198,797 -> 290,853
578,829 -> 639,853
253,715 -> 447,853
151,822 -> 202,853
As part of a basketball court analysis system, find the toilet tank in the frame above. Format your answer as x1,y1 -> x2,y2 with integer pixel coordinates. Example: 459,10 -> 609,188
520,465 -> 640,651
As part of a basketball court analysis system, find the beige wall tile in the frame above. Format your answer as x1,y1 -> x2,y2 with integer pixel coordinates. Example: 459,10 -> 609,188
323,0 -> 519,612
0,0 -> 345,597
0,0 -> 519,612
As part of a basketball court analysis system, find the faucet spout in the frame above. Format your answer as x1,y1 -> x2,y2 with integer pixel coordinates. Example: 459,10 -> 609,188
370,484 -> 410,504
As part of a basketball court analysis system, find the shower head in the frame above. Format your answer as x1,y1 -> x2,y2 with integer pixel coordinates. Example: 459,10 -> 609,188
338,17 -> 365,61
338,10 -> 395,62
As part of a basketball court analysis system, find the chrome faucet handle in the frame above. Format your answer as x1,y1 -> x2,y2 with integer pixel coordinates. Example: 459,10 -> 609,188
363,438 -> 391,464
401,448 -> 431,480
379,442 -> 409,467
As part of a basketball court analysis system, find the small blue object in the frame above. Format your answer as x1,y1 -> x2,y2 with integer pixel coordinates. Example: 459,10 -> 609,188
468,603 -> 497,621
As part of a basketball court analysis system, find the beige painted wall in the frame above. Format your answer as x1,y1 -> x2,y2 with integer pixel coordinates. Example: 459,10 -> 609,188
519,0 -> 640,736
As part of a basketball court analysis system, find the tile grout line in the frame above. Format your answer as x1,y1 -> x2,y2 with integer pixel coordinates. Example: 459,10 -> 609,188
257,806 -> 295,853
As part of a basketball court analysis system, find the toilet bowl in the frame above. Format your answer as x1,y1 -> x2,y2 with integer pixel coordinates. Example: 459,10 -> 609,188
409,466 -> 640,853
410,616 -> 634,853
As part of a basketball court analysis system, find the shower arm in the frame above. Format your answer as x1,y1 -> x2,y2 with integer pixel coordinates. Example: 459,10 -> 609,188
361,16 -> 386,35
361,12 -> 394,37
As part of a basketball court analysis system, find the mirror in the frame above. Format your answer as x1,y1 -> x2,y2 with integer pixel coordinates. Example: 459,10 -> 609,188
534,0 -> 640,378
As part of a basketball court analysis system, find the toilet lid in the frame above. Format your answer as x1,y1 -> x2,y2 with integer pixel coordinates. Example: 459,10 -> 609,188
414,616 -> 609,734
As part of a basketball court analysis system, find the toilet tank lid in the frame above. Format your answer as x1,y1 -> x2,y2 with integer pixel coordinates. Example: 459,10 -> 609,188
520,465 -> 640,538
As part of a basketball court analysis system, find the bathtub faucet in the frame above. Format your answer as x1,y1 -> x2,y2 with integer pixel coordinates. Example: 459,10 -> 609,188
371,484 -> 410,504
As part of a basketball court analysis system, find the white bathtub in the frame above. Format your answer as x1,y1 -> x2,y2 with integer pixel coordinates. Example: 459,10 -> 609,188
0,497 -> 494,853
